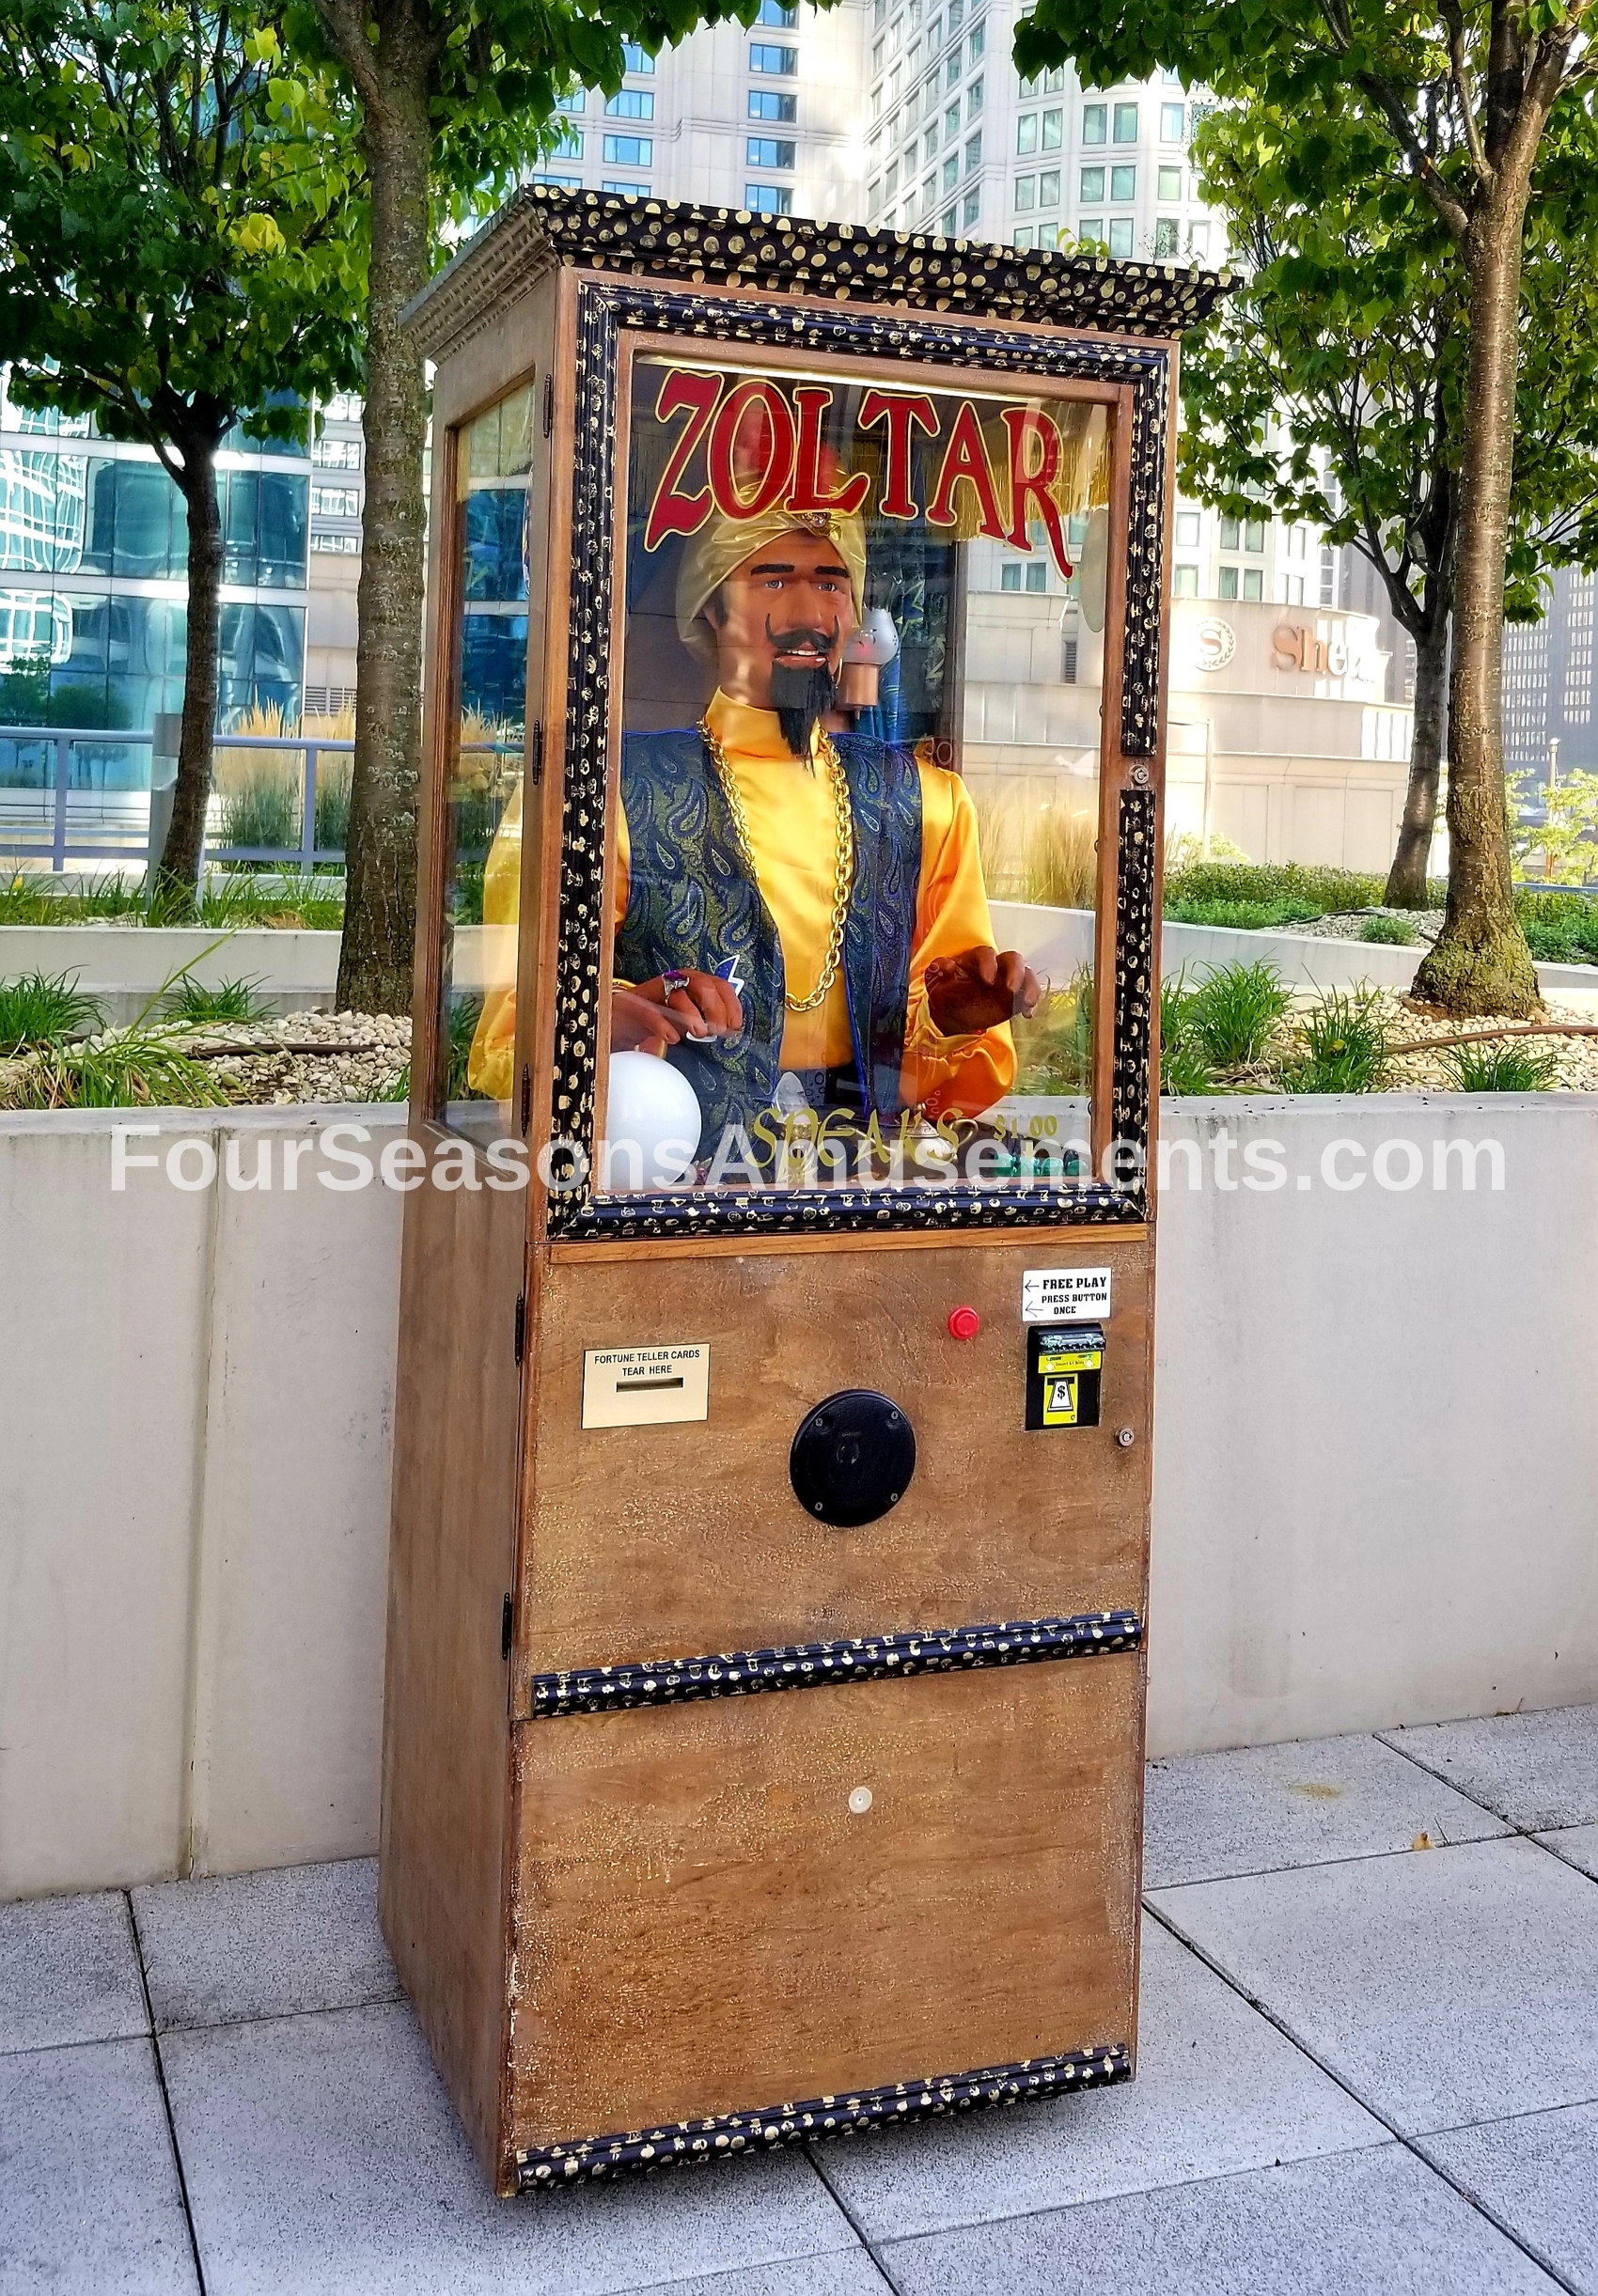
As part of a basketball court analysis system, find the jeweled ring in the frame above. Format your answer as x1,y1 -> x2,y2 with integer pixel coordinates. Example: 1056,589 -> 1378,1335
660,969 -> 692,997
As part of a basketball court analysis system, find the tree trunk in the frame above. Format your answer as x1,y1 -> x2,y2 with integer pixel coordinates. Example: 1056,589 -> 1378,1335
155,440 -> 223,913
1411,195 -> 1541,1015
1384,615 -> 1449,908
335,29 -> 431,1014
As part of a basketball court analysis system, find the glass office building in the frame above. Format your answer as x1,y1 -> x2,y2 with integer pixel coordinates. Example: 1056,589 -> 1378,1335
0,370 -> 311,736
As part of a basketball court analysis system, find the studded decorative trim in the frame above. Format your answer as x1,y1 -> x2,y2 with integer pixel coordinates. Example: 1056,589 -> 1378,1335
517,2043 -> 1133,2188
544,275 -> 1167,1241
1111,789 -> 1159,1204
402,183 -> 1230,362
529,1610 -> 1142,1719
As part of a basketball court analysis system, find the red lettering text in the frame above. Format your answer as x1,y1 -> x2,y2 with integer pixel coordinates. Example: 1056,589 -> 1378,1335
706,378 -> 797,521
641,368 -> 722,553
925,400 -> 1008,539
790,387 -> 871,516
1002,407 -> 1073,574
858,388 -> 940,520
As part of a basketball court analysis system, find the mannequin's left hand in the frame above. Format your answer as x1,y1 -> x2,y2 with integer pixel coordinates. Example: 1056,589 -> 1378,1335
924,946 -> 1042,1034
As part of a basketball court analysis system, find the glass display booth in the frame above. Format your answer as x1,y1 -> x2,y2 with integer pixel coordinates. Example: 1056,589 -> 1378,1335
387,188 -> 1223,2194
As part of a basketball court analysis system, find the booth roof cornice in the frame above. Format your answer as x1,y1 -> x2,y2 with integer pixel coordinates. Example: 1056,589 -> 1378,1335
401,184 -> 1232,362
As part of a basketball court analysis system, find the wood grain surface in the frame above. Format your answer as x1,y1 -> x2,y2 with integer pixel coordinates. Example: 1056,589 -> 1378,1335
508,1656 -> 1142,2146
518,1232 -> 1152,1675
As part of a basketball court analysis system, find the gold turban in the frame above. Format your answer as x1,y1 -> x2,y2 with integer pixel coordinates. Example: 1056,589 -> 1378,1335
675,503 -> 869,666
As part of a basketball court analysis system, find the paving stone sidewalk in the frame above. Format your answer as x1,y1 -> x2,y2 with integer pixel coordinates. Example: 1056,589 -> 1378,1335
5,1703 -> 1597,2295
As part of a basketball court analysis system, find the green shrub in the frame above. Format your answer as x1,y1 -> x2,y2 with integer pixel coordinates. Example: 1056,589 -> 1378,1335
0,971 -> 103,1053
1277,987 -> 1389,1094
1359,914 -> 1418,945
1441,1040 -> 1561,1091
1161,1039 -> 1214,1095
1166,895 -> 1323,930
163,976 -> 270,1023
1164,859 -> 1388,918
1514,891 -> 1598,964
1013,970 -> 1094,1094
314,760 -> 352,854
1185,961 -> 1292,1068
219,768 -> 300,861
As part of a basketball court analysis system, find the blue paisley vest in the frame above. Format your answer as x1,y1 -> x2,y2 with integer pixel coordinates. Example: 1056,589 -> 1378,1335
615,727 -> 923,1142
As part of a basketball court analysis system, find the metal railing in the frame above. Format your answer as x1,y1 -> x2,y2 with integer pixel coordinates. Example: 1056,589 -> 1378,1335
0,726 -> 354,873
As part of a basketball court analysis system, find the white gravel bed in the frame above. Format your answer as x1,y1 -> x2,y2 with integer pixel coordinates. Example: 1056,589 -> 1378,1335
196,1009 -> 411,1105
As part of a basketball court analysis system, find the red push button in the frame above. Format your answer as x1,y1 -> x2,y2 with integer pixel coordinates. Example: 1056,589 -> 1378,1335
947,1305 -> 981,1341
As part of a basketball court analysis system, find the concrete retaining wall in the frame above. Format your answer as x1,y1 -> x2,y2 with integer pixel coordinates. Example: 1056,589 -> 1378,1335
990,900 -> 1598,998
3,1095 -> 1595,1898
0,926 -> 339,1022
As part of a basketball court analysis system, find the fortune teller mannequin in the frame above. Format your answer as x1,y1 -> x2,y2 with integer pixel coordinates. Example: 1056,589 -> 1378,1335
467,492 -> 1041,1142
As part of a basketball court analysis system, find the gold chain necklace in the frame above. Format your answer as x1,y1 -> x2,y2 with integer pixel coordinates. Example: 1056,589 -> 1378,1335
699,715 -> 854,1015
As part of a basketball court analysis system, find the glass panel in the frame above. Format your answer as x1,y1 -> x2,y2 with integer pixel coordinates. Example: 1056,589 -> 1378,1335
435,383 -> 534,1141
595,359 -> 1114,1201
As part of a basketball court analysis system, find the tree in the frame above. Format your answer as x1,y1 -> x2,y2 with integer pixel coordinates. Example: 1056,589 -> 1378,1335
1181,94 -> 1598,908
284,0 -> 783,1014
0,0 -> 367,906
1020,0 -> 1598,1017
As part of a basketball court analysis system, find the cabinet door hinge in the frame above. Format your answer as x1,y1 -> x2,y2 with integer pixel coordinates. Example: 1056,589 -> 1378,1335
513,1292 -> 525,1365
542,375 -> 555,437
501,1593 -> 513,1662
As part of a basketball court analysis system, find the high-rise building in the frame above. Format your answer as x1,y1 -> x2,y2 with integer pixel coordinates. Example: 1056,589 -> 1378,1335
0,372 -> 311,738
305,391 -> 365,718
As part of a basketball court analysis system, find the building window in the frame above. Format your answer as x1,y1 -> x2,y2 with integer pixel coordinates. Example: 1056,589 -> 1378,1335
869,177 -> 883,213
1110,163 -> 1135,200
556,91 -> 584,114
1242,568 -> 1263,601
943,153 -> 959,191
1037,221 -> 1059,249
1038,169 -> 1059,205
1161,102 -> 1186,142
1245,518 -> 1266,553
1157,163 -> 1183,199
311,486 -> 359,518
948,0 -> 964,28
1062,634 -> 1079,680
905,136 -> 918,170
603,180 -> 650,196
603,133 -> 651,164
941,205 -> 957,235
1083,102 -> 1106,144
1042,107 -> 1063,148
873,37 -> 885,70
1013,224 -> 1034,248
605,88 -> 654,118
1113,102 -> 1138,142
751,41 -> 799,72
747,133 -> 796,168
749,88 -> 797,121
875,0 -> 887,18
311,437 -> 361,470
533,171 -> 582,188
1153,217 -> 1180,257
1283,574 -> 1306,604
1017,113 -> 1037,153
1000,561 -> 1022,590
947,53 -> 961,86
1217,565 -> 1239,600
756,0 -> 797,23
1220,515 -> 1240,549
1175,509 -> 1200,546
886,159 -> 900,193
1014,175 -> 1036,210
963,185 -> 980,225
1080,164 -> 1104,200
964,130 -> 981,171
1172,564 -> 1198,597
310,530 -> 358,554
928,10 -> 941,47
945,100 -> 960,136
924,118 -> 938,154
1020,65 -> 1066,94
745,182 -> 793,213
622,41 -> 654,70
1025,560 -> 1048,593
922,172 -> 936,212
1189,219 -> 1211,258
967,75 -> 982,117
969,22 -> 984,61
1078,216 -> 1104,245
552,128 -> 582,158
1107,218 -> 1134,256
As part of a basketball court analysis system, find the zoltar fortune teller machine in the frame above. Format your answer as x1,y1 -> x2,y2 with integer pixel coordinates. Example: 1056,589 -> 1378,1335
383,186 -> 1226,2194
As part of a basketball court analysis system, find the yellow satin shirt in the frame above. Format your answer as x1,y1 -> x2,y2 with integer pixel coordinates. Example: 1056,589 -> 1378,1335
467,689 -> 1015,1117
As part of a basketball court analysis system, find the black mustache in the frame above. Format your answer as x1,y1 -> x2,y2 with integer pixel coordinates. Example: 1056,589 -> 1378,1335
766,621 -> 838,654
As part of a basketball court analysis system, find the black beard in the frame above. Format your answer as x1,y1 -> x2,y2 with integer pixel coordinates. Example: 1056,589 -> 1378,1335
769,659 -> 837,760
